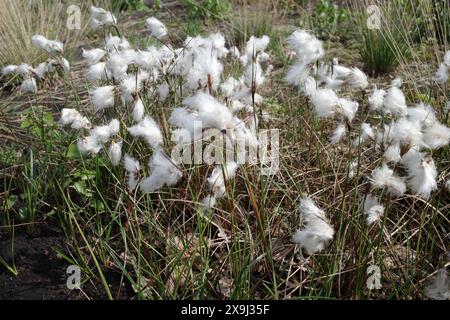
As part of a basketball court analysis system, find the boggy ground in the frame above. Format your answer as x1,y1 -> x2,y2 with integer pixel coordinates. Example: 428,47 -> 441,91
0,224 -> 133,299
0,224 -> 72,299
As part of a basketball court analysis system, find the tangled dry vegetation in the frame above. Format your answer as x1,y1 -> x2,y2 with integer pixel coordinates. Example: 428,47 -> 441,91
0,1 -> 449,300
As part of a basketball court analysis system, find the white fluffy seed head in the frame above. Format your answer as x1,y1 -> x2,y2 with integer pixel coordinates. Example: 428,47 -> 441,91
146,17 -> 167,39
183,92 -> 233,131
329,123 -> 347,144
140,150 -> 182,193
434,63 -> 448,84
370,163 -> 406,197
123,154 -> 140,191
82,48 -> 106,66
383,87 -> 407,118
422,122 -> 450,150
108,140 -> 123,166
87,62 -> 111,82
91,85 -> 115,112
207,162 -> 239,199
32,34 -> 63,54
310,89 -> 339,118
132,99 -> 145,122
337,98 -> 359,122
347,67 -> 368,90
59,108 -> 91,130
364,194 -> 384,225
368,88 -> 385,111
292,196 -> 334,255
90,6 -> 117,30
20,77 -> 37,93
127,116 -> 163,149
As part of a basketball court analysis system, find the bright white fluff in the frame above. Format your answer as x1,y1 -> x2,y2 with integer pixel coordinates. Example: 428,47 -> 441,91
34,62 -> 49,79
347,67 -> 368,90
31,35 -> 63,53
324,77 -> 344,90
120,74 -> 144,103
370,163 -> 406,197
146,17 -> 167,39
245,35 -> 270,58
243,61 -> 265,88
364,194 -> 384,225
123,154 -> 140,191
17,63 -> 32,76
401,150 -> 437,198
2,65 -> 18,75
285,61 -> 310,87
332,62 -> 352,79
292,197 -> 334,255
407,103 -> 437,128
60,57 -> 70,73
207,162 -> 239,199
422,122 -> 450,149
87,62 -> 110,81
393,118 -> 423,148
20,77 -> 37,93
91,86 -> 115,112
383,87 -> 407,117
105,34 -> 130,52
132,99 -> 145,122
127,116 -> 163,149
169,108 -> 202,140
157,83 -> 170,101
183,92 -> 233,132
90,119 -> 120,143
434,63 -> 448,84
230,46 -> 240,59
220,77 -> 239,98
107,52 -> 128,80
383,142 -> 401,163
108,140 -> 122,166
90,6 -> 117,30
353,122 -> 375,146
82,48 -> 106,66
59,108 -> 91,130
368,88 -> 385,111
329,122 -> 347,144
77,136 -> 102,155
337,98 -> 359,122
286,30 -> 324,63
310,88 -> 339,118
77,119 -> 119,154
140,150 -> 182,192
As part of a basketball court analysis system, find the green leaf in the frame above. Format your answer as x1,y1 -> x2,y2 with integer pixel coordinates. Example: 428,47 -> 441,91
66,143 -> 80,159
20,118 -> 33,129
18,207 -> 28,220
42,112 -> 55,126
72,180 -> 93,197
5,195 -> 18,210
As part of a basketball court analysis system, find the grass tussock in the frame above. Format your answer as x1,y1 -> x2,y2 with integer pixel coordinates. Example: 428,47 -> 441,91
0,0 -> 106,65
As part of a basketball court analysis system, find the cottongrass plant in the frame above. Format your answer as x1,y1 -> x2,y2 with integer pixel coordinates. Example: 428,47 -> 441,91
2,5 -> 449,299
2,34 -> 70,93
56,6 -> 273,211
285,30 -> 450,288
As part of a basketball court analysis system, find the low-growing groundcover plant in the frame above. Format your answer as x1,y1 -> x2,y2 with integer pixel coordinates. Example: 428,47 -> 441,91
1,4 -> 449,300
